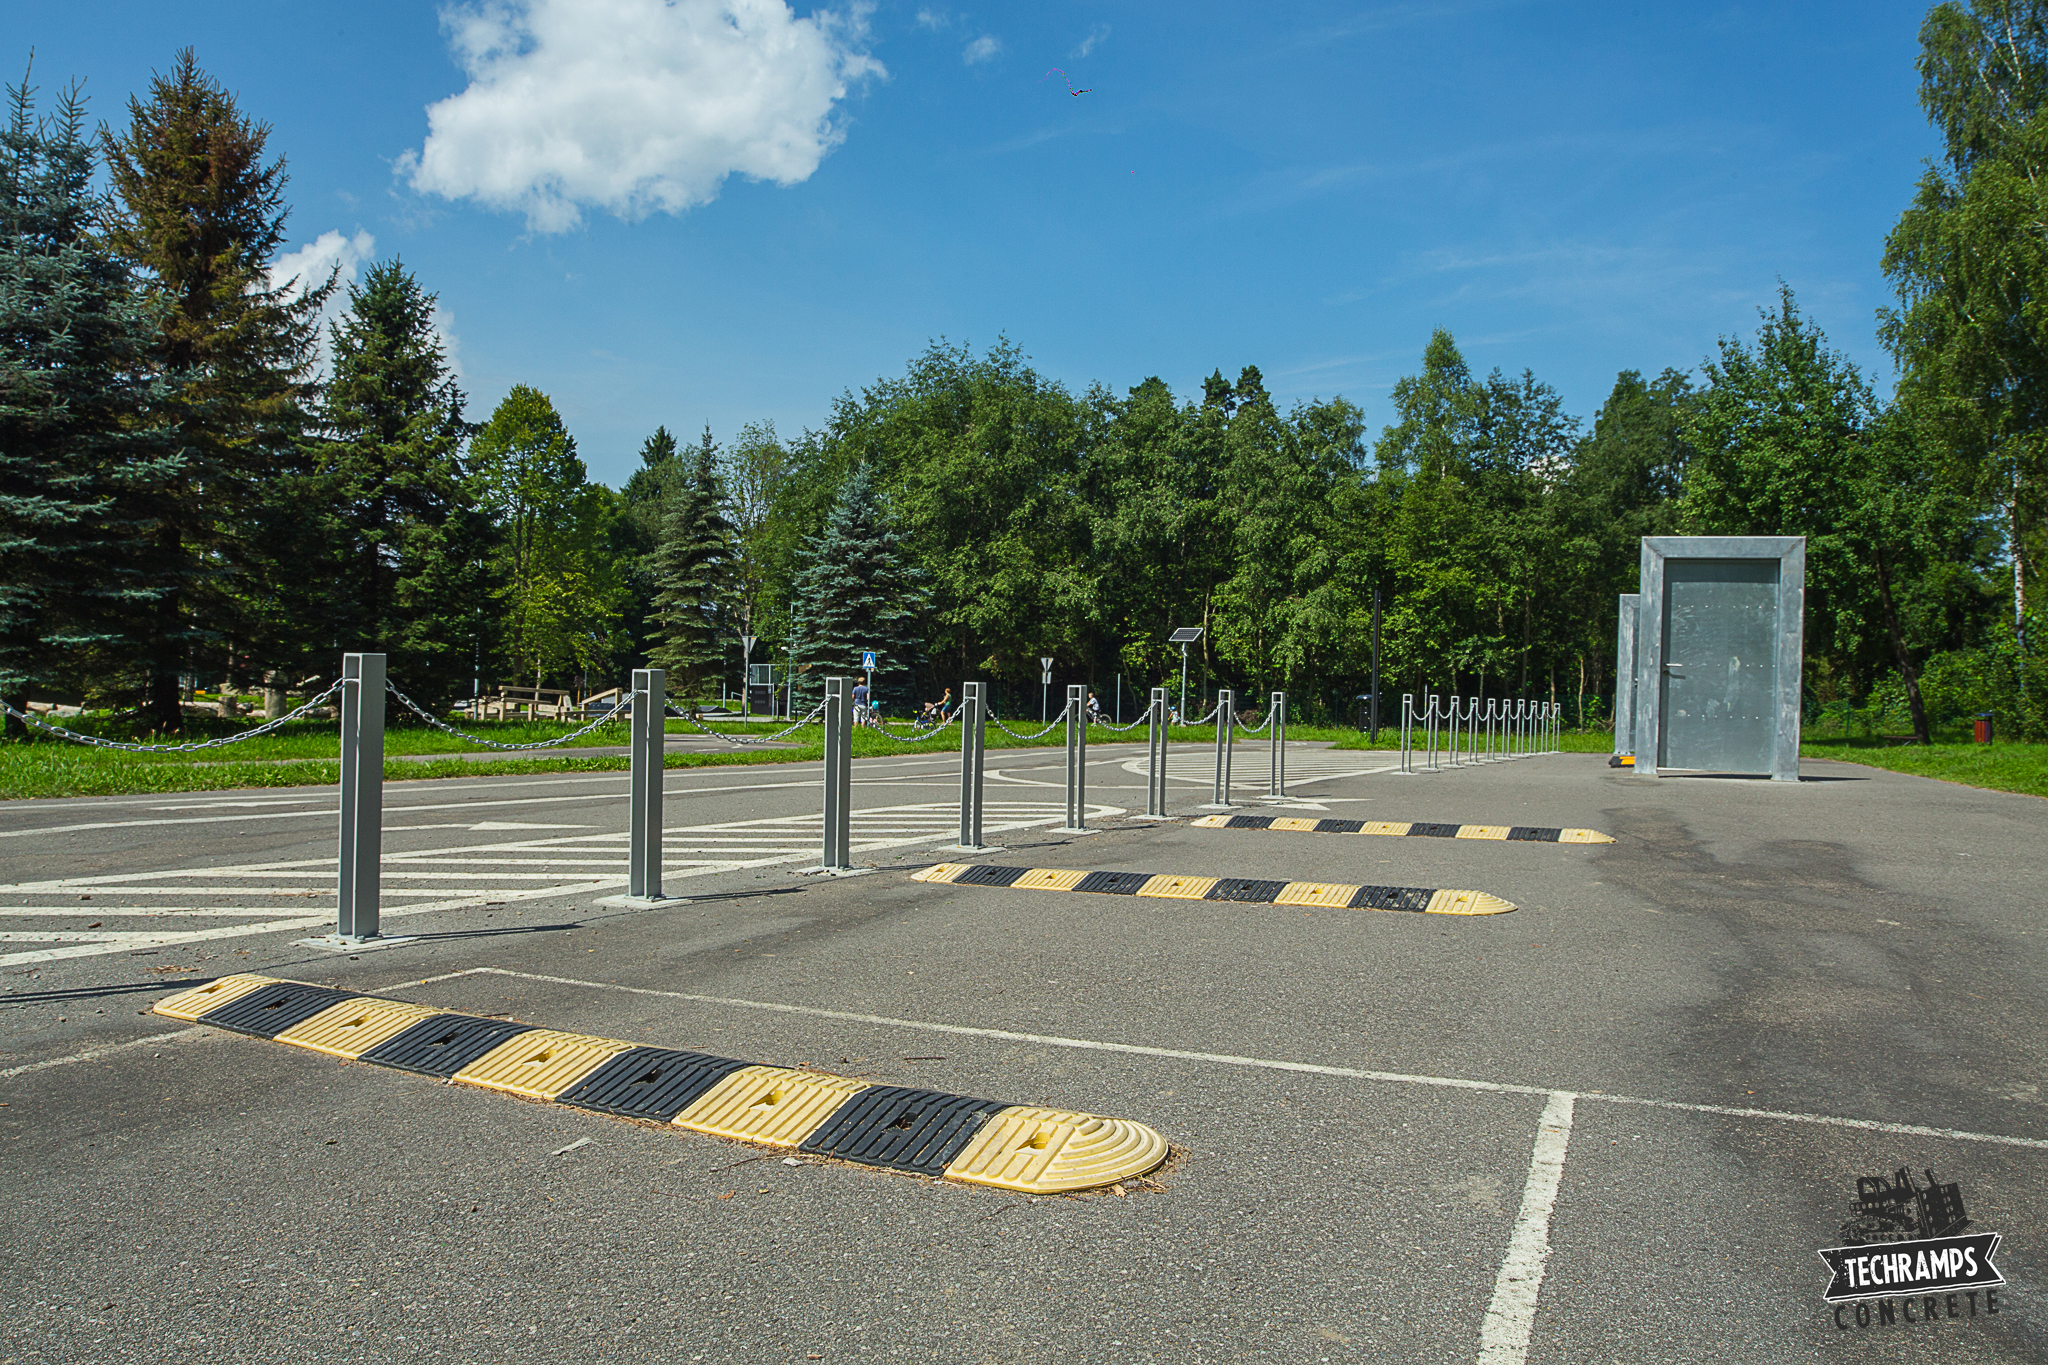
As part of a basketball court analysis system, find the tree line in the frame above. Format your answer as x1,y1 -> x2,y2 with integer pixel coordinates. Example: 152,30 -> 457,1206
4,7 -> 2045,739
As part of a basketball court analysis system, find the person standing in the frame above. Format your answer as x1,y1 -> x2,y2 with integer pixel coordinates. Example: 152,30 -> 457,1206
850,679 -> 869,727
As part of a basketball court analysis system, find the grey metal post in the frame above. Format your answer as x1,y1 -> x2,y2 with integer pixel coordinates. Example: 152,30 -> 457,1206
336,652 -> 385,940
822,676 -> 852,869
1399,693 -> 1414,773
1146,687 -> 1168,816
1211,687 -> 1234,807
628,668 -> 666,899
956,681 -> 986,849
1268,690 -> 1287,797
1062,684 -> 1087,830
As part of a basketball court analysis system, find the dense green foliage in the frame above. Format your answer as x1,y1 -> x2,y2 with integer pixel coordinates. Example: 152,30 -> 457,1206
5,18 -> 2045,745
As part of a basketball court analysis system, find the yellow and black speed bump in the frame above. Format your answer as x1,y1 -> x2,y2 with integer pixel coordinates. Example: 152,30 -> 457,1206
1191,813 -> 1613,843
152,975 -> 1166,1194
910,863 -> 1515,914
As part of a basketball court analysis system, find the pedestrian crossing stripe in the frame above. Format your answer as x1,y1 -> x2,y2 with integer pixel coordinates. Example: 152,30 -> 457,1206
909,863 -> 1515,915
153,975 -> 1167,1194
1189,814 -> 1613,844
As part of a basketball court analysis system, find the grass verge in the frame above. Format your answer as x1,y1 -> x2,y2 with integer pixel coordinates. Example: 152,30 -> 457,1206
1798,737 -> 2048,799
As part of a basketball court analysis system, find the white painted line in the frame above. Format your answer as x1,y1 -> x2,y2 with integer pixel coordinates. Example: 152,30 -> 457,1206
0,1026 -> 210,1079
1477,1091 -> 1574,1365
448,968 -> 2048,1151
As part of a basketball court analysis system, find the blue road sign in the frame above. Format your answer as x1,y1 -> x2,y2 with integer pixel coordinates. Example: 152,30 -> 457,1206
861,651 -> 877,670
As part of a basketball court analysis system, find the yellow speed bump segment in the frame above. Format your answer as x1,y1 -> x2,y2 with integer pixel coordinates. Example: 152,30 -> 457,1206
273,998 -> 445,1059
944,1107 -> 1171,1194
1191,813 -> 1612,844
152,973 -> 281,1021
454,1029 -> 634,1101
674,1066 -> 870,1147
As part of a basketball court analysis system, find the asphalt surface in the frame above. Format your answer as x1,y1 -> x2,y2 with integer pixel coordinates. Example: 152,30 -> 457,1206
1,739 -> 2043,1363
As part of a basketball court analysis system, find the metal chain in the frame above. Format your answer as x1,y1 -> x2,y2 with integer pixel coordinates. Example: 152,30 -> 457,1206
990,714 -> 1068,741
1189,702 -> 1224,726
669,704 -> 824,746
386,681 -> 630,750
0,684 -> 344,753
1234,709 -> 1275,736
1088,713 -> 1151,733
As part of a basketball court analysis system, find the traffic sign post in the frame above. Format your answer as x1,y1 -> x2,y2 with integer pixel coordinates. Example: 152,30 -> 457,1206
860,650 -> 877,702
1040,655 -> 1054,723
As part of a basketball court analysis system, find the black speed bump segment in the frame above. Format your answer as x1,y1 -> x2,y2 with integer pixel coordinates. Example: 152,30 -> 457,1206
801,1086 -> 1007,1175
359,1014 -> 533,1077
152,975 -> 1166,1195
1193,814 -> 1612,843
195,981 -> 355,1038
558,1047 -> 752,1122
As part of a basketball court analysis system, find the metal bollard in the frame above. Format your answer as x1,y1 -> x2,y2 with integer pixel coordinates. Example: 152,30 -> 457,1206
1268,690 -> 1287,797
1145,686 -> 1168,816
628,668 -> 666,899
1399,693 -> 1415,774
1211,687 -> 1234,808
821,676 -> 852,869
957,681 -> 986,849
336,652 -> 385,941
1062,684 -> 1087,830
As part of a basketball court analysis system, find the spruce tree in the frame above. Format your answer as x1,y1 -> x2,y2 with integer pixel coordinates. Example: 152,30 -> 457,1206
649,428 -> 735,696
0,73 -> 179,715
101,50 -> 327,727
789,464 -> 928,704
307,258 -> 482,703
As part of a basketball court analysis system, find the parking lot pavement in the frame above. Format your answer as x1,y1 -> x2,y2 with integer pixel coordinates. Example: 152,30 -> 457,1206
2,744 -> 2044,1363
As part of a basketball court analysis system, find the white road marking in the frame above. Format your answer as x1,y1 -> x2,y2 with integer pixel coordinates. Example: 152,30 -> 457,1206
0,1026 -> 210,1078
1478,1091 -> 1574,1365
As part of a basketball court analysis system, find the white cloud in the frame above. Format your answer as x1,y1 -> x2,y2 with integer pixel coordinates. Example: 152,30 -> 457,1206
914,7 -> 947,28
399,0 -> 885,233
268,229 -> 375,377
962,34 -> 1001,64
1074,23 -> 1108,57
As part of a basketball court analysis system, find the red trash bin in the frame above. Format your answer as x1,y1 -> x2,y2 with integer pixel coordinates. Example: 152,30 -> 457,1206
1974,714 -> 1994,744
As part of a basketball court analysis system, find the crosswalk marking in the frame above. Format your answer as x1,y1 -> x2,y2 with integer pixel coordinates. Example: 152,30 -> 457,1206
0,800 -> 1120,969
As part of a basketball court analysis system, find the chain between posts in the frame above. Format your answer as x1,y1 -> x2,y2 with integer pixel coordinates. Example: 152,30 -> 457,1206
0,685 -> 344,753
385,682 -> 629,750
1233,708 -> 1274,736
1089,714 -> 1151,733
669,704 -> 824,746
990,714 -> 1067,742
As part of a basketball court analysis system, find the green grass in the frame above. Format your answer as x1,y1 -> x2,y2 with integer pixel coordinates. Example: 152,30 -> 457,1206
1798,737 -> 2048,799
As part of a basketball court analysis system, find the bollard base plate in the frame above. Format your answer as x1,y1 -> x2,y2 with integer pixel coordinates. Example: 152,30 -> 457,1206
294,934 -> 420,954
596,894 -> 693,908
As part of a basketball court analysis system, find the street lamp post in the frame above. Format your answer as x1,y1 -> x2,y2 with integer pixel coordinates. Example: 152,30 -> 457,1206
740,632 -> 757,726
1168,627 -> 1204,725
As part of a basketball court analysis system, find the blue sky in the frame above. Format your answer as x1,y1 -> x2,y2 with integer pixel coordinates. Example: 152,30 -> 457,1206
25,1 -> 1939,487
